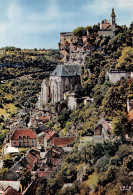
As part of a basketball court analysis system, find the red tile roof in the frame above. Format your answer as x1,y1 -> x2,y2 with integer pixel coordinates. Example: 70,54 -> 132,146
38,116 -> 51,122
128,109 -> 133,121
37,171 -> 52,178
11,129 -> 37,140
50,137 -> 75,147
2,187 -> 21,195
45,130 -> 57,141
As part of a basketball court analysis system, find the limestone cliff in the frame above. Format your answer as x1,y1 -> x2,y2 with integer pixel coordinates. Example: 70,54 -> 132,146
59,32 -> 95,65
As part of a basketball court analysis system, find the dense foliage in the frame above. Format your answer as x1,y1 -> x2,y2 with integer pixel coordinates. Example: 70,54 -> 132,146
38,23 -> 133,195
0,48 -> 60,80
0,23 -> 133,195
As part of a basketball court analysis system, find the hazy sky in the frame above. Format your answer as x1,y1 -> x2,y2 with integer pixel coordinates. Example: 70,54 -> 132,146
0,0 -> 132,49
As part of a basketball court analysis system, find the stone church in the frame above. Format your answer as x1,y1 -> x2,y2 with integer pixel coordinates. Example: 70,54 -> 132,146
39,65 -> 81,106
98,8 -> 116,37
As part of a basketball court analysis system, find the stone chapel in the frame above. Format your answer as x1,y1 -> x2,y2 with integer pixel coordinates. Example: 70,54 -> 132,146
98,8 -> 116,37
39,65 -> 81,105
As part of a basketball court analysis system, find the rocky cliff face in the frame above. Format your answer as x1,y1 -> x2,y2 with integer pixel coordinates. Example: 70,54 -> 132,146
59,34 -> 95,65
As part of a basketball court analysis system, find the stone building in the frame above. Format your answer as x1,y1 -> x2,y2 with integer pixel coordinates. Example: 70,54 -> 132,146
10,129 -> 37,148
39,65 -> 81,105
59,8 -> 117,65
106,70 -> 133,84
98,8 -> 116,37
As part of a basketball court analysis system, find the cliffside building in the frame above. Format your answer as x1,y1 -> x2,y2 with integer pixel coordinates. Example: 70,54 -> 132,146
39,65 -> 81,106
98,8 -> 116,37
106,70 -> 133,84
59,8 -> 117,65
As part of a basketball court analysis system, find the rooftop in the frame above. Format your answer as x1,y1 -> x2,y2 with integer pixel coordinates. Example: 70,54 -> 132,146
37,116 -> 51,122
50,65 -> 81,77
11,129 -> 37,140
2,186 -> 21,195
50,137 -> 75,147
45,130 -> 58,141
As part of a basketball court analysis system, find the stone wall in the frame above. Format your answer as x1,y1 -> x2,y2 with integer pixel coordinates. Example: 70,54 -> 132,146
106,71 -> 133,84
40,74 -> 80,105
98,30 -> 115,37
68,96 -> 77,110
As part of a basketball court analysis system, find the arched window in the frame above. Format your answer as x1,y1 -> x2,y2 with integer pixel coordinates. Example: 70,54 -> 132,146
27,136 -> 29,143
23,136 -> 26,143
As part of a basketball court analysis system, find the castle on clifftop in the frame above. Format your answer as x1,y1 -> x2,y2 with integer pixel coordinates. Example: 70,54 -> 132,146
37,9 -> 117,108
98,8 -> 116,37
59,8 -> 116,65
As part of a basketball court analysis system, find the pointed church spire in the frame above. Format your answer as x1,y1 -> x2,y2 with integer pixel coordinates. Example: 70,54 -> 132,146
110,8 -> 116,25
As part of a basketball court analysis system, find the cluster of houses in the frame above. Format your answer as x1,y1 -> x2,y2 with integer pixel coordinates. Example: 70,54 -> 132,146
0,108 -> 76,194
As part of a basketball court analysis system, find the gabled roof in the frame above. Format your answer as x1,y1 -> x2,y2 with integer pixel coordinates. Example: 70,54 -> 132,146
3,148 -> 40,181
50,137 -> 75,147
45,130 -> 58,141
50,65 -> 80,77
37,116 -> 50,122
2,186 -> 21,195
11,129 -> 37,140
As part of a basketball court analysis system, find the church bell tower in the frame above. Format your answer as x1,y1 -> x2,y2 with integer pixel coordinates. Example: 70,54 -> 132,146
110,8 -> 116,25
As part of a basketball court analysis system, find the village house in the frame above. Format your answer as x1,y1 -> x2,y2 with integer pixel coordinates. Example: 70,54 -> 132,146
106,70 -> 133,84
3,148 -> 40,181
10,129 -> 37,148
36,116 -> 51,123
93,117 -> 112,141
1,186 -> 21,195
49,136 -> 75,147
0,181 -> 21,194
44,130 -> 59,150
65,92 -> 94,110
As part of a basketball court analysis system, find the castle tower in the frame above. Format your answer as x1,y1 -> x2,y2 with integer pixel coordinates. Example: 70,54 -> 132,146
110,8 -> 116,25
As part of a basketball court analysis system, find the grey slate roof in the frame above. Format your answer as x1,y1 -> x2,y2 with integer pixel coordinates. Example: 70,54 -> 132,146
50,65 -> 81,77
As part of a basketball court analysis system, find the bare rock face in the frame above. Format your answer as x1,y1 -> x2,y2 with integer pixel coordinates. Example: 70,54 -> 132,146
59,34 -> 95,65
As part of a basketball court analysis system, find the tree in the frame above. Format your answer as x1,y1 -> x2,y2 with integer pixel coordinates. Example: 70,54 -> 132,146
112,111 -> 128,142
73,27 -> 86,37
36,177 -> 47,195
116,47 -> 133,71
3,154 -> 14,169
58,108 -> 71,128
74,84 -> 83,97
